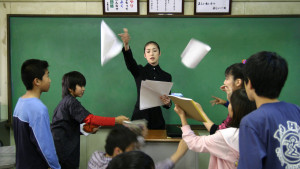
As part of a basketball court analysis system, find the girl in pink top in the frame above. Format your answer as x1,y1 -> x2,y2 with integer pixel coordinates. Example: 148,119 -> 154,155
175,89 -> 256,169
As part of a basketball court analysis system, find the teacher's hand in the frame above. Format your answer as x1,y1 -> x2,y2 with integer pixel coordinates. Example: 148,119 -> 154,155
160,95 -> 171,106
118,28 -> 130,50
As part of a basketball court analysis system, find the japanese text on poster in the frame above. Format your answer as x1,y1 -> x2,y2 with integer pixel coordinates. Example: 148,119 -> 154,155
105,0 -> 138,13
149,0 -> 183,13
196,0 -> 230,13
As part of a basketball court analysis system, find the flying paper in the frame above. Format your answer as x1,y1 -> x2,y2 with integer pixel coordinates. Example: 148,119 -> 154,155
101,20 -> 123,66
181,38 -> 211,68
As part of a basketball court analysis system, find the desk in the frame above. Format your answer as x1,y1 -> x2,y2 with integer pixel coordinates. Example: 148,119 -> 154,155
145,130 -> 181,142
0,146 -> 15,169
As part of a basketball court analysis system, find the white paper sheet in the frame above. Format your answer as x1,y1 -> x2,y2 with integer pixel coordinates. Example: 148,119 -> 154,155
140,80 -> 173,110
80,123 -> 90,136
181,38 -> 211,69
101,20 -> 123,66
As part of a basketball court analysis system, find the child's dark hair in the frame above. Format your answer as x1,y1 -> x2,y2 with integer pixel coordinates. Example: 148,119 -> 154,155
243,51 -> 288,98
106,151 -> 155,169
105,125 -> 138,156
228,89 -> 256,128
21,59 -> 49,90
225,63 -> 244,83
144,41 -> 160,53
62,71 -> 86,98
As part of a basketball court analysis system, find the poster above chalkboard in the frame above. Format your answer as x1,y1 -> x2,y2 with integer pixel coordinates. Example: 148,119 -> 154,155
195,0 -> 231,15
103,0 -> 139,15
147,0 -> 184,15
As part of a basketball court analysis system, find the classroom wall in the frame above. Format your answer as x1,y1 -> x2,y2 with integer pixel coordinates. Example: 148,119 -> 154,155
1,0 -> 300,144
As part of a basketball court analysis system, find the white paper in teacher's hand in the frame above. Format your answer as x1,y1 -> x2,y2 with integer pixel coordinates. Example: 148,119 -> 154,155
101,20 -> 123,66
181,38 -> 211,69
140,80 -> 173,110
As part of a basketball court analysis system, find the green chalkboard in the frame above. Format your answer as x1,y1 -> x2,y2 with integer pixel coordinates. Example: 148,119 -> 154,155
8,15 -> 300,125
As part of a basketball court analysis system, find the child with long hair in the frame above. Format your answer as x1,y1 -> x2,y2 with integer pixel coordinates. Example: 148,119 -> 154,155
175,89 -> 256,169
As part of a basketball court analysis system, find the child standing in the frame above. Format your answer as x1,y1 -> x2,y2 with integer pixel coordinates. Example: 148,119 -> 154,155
51,71 -> 128,169
238,51 -> 300,169
175,89 -> 256,169
208,63 -> 244,134
13,59 -> 60,169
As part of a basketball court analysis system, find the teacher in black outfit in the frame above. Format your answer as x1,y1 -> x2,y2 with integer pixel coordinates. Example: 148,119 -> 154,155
119,28 -> 172,129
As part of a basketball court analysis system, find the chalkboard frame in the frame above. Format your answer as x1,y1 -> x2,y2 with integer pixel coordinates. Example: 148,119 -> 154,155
6,14 -> 300,127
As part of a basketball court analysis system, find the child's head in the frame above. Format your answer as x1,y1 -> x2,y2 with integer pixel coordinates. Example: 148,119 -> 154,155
228,89 -> 256,128
144,41 -> 161,66
224,63 -> 244,91
62,71 -> 86,98
106,151 -> 155,169
243,51 -> 288,99
21,59 -> 50,91
105,124 -> 138,157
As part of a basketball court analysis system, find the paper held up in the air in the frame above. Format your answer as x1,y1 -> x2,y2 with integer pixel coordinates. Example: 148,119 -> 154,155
140,80 -> 173,110
181,38 -> 211,68
101,20 -> 123,66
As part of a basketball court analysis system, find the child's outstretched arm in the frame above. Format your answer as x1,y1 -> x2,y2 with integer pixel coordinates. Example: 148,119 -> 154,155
170,139 -> 188,164
210,96 -> 227,106
83,114 -> 129,126
193,101 -> 214,132
174,104 -> 188,126
115,115 -> 130,124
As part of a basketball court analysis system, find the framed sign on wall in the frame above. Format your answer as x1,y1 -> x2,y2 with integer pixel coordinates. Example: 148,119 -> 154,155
195,0 -> 231,15
103,0 -> 139,15
148,0 -> 184,15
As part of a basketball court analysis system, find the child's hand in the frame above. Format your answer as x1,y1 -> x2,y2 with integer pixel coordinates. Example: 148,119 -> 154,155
170,139 -> 188,163
115,115 -> 130,124
174,104 -> 185,117
83,124 -> 99,133
160,95 -> 171,106
141,126 -> 148,137
118,28 -> 130,49
210,96 -> 226,106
